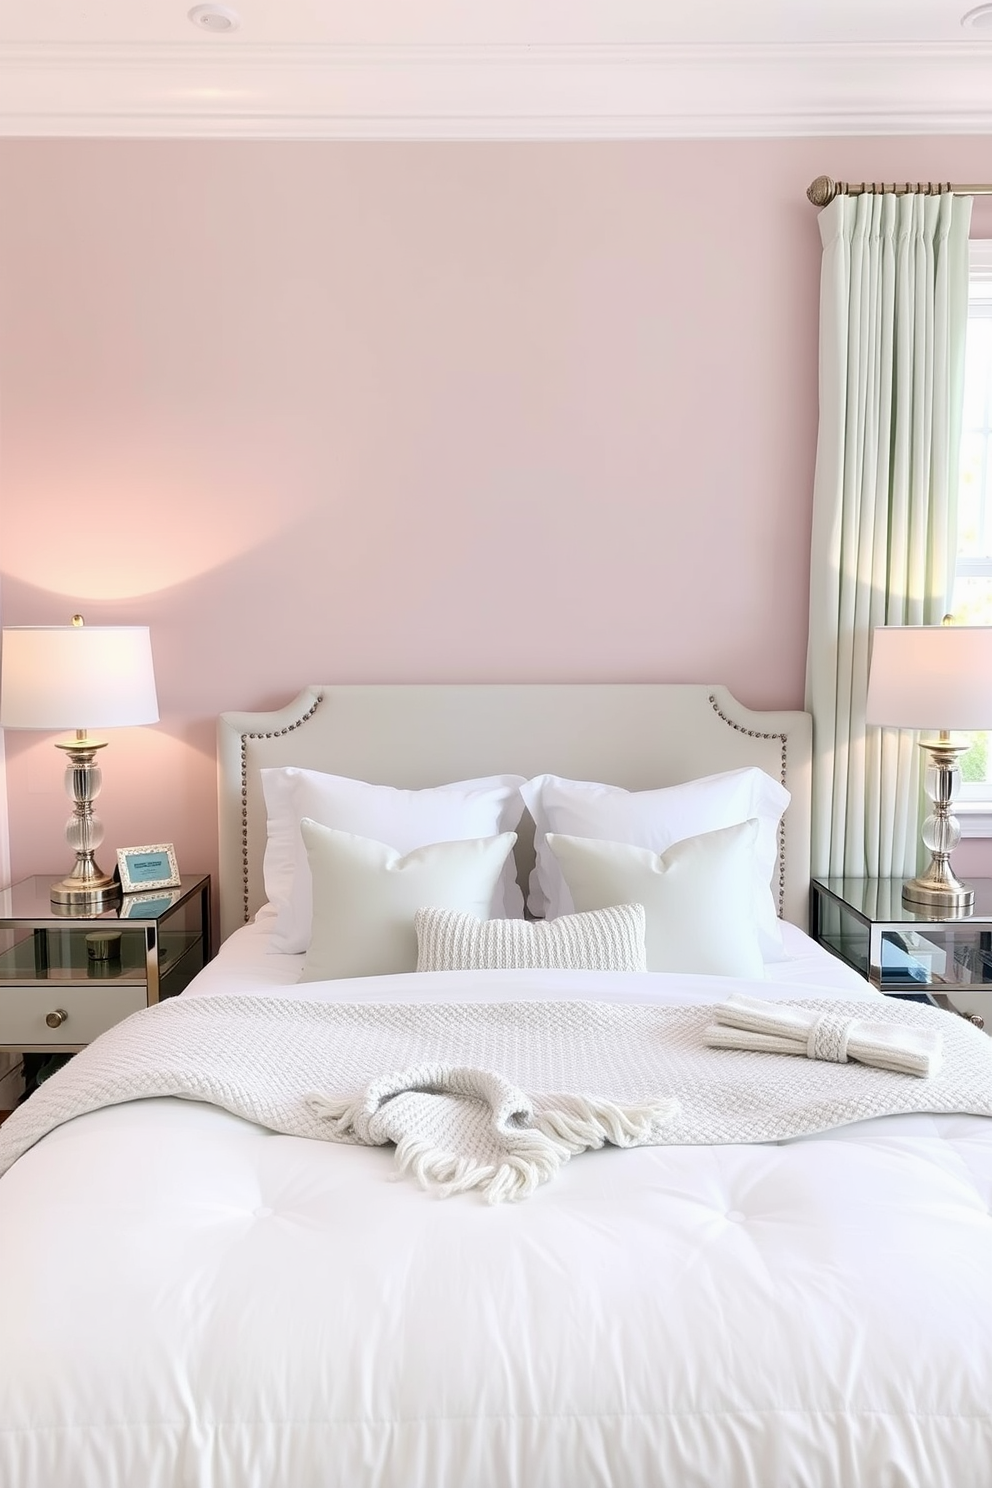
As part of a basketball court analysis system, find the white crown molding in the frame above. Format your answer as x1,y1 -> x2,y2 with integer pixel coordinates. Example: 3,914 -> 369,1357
954,802 -> 992,837
0,40 -> 991,139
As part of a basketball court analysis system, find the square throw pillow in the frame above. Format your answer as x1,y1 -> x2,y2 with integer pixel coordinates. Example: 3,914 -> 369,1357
521,769 -> 788,961
415,903 -> 647,973
546,821 -> 766,978
299,821 -> 517,981
261,768 -> 526,954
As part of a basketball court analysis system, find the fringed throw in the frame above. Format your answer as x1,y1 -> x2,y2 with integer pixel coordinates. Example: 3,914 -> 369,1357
1,993 -> 990,1203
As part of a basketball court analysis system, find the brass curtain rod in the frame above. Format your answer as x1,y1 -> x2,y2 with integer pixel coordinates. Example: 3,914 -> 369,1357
807,174 -> 992,206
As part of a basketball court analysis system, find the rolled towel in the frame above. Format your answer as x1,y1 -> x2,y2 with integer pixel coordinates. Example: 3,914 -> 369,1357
704,993 -> 942,1079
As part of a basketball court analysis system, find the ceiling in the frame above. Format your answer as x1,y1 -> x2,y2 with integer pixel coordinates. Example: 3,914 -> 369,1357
0,0 -> 991,138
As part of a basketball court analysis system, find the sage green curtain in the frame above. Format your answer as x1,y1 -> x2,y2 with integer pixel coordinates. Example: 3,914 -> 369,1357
806,190 -> 973,879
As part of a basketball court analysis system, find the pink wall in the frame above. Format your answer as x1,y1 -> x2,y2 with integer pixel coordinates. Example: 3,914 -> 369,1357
2,136 -> 992,894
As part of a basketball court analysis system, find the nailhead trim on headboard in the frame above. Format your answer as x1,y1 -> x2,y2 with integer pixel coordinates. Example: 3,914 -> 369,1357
708,693 -> 789,918
239,694 -> 325,924
237,692 -> 790,927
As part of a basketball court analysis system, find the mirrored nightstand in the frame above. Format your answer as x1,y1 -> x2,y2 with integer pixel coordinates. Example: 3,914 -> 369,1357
811,876 -> 991,1030
0,873 -> 211,1055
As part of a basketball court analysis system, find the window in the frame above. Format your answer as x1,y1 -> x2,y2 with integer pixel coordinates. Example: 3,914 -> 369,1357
952,239 -> 992,811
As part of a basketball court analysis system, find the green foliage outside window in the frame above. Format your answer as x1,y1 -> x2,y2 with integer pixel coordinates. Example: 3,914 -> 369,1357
961,732 -> 989,782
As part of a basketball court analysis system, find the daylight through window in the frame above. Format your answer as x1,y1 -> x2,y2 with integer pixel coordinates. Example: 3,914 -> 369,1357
952,239 -> 992,799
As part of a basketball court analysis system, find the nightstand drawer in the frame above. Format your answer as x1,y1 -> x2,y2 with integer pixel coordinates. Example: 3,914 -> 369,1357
0,984 -> 147,1048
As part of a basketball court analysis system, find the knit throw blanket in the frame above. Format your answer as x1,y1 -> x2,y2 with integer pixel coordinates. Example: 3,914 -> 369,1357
2,993 -> 991,1203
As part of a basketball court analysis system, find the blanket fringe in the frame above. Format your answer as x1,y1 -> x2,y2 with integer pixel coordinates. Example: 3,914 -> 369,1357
394,1132 -> 569,1204
535,1095 -> 680,1152
307,1087 -> 681,1202
305,1092 -> 365,1136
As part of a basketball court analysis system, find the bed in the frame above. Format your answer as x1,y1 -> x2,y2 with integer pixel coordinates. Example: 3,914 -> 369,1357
2,682 -> 991,1488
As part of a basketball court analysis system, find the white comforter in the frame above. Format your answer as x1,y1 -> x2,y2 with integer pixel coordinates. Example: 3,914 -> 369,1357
2,936 -> 991,1488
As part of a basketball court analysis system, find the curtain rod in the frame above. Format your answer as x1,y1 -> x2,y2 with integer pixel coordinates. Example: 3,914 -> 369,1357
807,175 -> 992,206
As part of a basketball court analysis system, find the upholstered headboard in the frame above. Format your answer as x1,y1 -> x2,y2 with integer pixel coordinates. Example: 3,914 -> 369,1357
216,683 -> 812,944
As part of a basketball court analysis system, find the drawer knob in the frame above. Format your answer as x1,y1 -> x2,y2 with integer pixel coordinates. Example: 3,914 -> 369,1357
45,1008 -> 68,1029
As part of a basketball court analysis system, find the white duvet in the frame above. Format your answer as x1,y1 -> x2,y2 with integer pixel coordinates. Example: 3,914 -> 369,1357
2,927 -> 991,1488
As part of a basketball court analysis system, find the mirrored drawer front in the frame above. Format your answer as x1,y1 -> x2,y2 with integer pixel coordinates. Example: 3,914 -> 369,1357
0,984 -> 146,1046
935,986 -> 991,1030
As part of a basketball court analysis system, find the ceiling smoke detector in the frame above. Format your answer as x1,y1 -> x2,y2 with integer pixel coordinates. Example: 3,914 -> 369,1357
962,4 -> 992,29
188,4 -> 241,32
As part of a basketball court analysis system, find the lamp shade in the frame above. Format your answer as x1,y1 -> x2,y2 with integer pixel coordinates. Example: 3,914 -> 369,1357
0,625 -> 159,731
865,625 -> 992,732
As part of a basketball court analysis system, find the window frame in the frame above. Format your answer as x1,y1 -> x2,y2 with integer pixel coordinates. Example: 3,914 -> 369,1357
954,238 -> 992,832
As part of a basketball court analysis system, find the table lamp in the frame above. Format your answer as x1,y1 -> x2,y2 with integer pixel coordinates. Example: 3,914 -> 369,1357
0,616 -> 159,910
865,623 -> 992,912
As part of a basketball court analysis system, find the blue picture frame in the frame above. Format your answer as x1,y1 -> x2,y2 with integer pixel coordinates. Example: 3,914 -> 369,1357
116,842 -> 181,894
119,889 -> 181,919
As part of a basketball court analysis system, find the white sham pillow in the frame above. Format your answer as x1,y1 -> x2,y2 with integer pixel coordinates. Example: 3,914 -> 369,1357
546,822 -> 766,978
415,903 -> 647,974
262,768 -> 526,954
521,768 -> 788,961
300,822 -> 518,981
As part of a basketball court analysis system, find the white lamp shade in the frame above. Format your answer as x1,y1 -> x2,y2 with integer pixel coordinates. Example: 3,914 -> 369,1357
865,625 -> 992,732
0,625 -> 159,731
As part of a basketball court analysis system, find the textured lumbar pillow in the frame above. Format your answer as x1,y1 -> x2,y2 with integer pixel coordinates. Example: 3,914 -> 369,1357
300,820 -> 517,981
415,903 -> 647,974
546,820 -> 765,978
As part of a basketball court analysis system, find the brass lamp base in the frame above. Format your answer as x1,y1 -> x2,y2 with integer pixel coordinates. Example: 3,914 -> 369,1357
51,734 -> 121,913
904,734 -> 975,917
901,864 -> 974,915
50,870 -> 121,912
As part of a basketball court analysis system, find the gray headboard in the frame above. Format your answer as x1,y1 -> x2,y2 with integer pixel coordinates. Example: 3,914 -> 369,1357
216,683 -> 812,944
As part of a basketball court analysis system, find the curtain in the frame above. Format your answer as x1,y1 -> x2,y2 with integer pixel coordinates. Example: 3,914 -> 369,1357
806,190 -> 973,879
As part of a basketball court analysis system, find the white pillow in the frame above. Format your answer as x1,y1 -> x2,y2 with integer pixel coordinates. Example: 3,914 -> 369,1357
262,768 -> 526,953
520,768 -> 789,961
300,822 -> 518,981
546,822 -> 766,978
415,904 -> 647,974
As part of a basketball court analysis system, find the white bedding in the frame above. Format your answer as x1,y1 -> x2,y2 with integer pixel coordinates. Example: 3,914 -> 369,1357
186,912 -> 878,1002
2,927 -> 991,1488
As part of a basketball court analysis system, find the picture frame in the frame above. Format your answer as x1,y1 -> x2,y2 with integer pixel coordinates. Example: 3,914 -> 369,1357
116,843 -> 181,894
118,887 -> 182,919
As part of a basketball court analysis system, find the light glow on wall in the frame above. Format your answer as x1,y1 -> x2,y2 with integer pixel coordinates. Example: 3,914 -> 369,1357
2,465 -> 321,601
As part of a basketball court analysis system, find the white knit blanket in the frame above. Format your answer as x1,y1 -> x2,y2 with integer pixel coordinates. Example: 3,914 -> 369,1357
2,993 -> 991,1202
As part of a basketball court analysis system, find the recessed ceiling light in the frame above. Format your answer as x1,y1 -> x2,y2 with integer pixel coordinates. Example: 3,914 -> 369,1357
962,4 -> 992,29
188,4 -> 241,32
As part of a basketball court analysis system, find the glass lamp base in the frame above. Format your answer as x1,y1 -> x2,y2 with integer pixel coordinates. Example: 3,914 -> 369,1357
906,737 -> 975,915
50,735 -> 120,912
